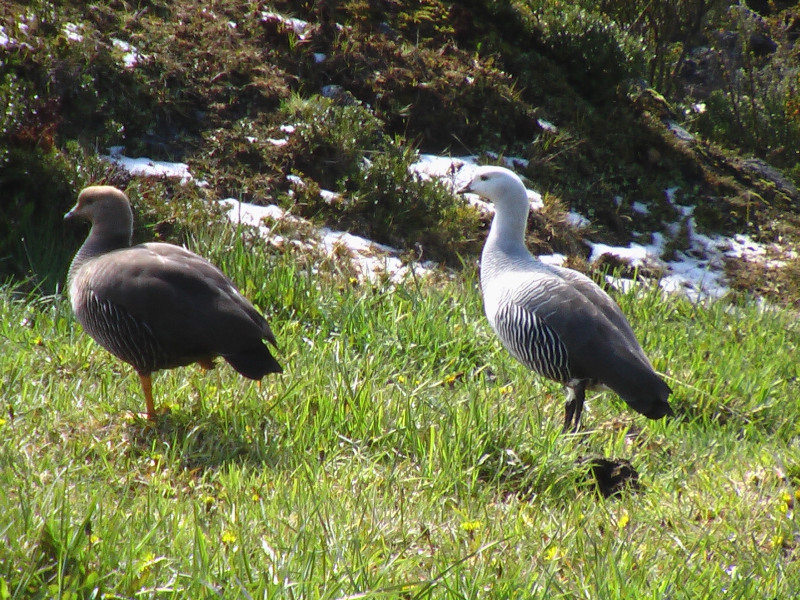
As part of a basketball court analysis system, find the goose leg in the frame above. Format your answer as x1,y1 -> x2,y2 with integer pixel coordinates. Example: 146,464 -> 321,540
137,372 -> 157,421
197,357 -> 216,372
562,382 -> 586,433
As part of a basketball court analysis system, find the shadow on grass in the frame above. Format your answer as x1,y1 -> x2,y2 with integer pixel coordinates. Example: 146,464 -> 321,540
474,419 -> 649,501
477,445 -> 642,500
122,408 -> 286,472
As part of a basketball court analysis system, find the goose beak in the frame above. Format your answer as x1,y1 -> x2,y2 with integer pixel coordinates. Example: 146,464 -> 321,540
457,181 -> 473,194
64,198 -> 86,221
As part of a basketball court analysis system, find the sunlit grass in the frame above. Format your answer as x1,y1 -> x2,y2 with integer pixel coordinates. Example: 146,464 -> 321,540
1,218 -> 799,598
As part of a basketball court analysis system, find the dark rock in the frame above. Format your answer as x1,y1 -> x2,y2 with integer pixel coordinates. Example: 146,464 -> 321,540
577,456 -> 640,498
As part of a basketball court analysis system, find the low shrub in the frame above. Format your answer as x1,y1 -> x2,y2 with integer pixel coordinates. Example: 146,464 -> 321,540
533,4 -> 647,102
691,7 -> 800,179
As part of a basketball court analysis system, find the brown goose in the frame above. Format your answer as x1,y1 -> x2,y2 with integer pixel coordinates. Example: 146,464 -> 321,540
65,185 -> 282,420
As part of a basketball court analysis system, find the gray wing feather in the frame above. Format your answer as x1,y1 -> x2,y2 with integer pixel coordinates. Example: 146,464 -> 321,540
493,301 -> 571,382
80,243 -> 277,362
494,271 -> 653,382
550,267 -> 650,364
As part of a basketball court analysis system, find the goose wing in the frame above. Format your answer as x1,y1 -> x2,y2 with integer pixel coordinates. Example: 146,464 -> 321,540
81,242 -> 278,363
491,271 -> 653,383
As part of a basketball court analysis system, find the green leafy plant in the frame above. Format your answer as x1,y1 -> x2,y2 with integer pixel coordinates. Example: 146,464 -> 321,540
692,6 -> 800,178
533,4 -> 647,101
279,96 -> 481,260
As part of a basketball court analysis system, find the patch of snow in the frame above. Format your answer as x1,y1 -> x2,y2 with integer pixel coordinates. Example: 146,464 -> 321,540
537,119 -> 557,132
587,222 -> 736,301
263,124 -> 297,146
585,208 -> 796,301
261,11 -> 310,39
64,23 -> 83,42
664,187 -> 680,203
285,173 -> 342,205
222,198 -> 287,224
566,212 -> 590,229
631,201 -> 650,215
604,275 -> 638,294
588,242 -> 652,266
319,227 -> 394,256
410,154 -> 475,181
220,199 -> 435,284
320,189 -> 341,204
220,199 -> 291,242
721,233 -> 793,269
410,155 -> 481,203
666,121 -> 695,142
112,38 -> 143,69
526,191 -> 544,211
0,26 -> 11,47
313,53 -> 326,63
539,254 -> 566,267
101,147 -> 194,184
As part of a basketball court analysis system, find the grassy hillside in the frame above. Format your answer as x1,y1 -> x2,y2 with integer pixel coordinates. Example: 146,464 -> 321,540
2,219 -> 800,597
2,1 -> 800,597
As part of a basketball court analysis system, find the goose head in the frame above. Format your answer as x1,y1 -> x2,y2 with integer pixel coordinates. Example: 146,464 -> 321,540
65,185 -> 134,239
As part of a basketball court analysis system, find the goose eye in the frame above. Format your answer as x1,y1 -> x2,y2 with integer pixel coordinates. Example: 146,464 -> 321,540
479,175 -> 488,181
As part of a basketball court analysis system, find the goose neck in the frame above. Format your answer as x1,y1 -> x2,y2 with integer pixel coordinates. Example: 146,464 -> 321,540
68,227 -> 131,284
481,219 -> 536,282
485,202 -> 529,253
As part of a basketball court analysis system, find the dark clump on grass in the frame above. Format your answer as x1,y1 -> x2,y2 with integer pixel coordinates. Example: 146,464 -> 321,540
576,455 -> 641,499
474,442 -> 641,501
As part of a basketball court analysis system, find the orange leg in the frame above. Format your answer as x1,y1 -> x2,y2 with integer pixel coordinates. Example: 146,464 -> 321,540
197,357 -> 216,372
138,373 -> 157,421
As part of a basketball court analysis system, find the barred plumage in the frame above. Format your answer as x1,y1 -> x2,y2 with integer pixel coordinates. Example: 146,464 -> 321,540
494,302 -> 570,383
460,166 -> 673,432
65,185 -> 282,420
79,291 -> 168,375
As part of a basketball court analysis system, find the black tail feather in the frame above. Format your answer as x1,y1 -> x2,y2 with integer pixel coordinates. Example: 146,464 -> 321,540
225,343 -> 283,379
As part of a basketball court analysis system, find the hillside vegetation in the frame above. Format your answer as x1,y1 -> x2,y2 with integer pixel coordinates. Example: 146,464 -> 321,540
1,1 -> 800,598
2,0 -> 799,299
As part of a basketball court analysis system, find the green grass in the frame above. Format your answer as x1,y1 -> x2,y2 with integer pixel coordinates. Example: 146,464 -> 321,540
2,218 -> 800,599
